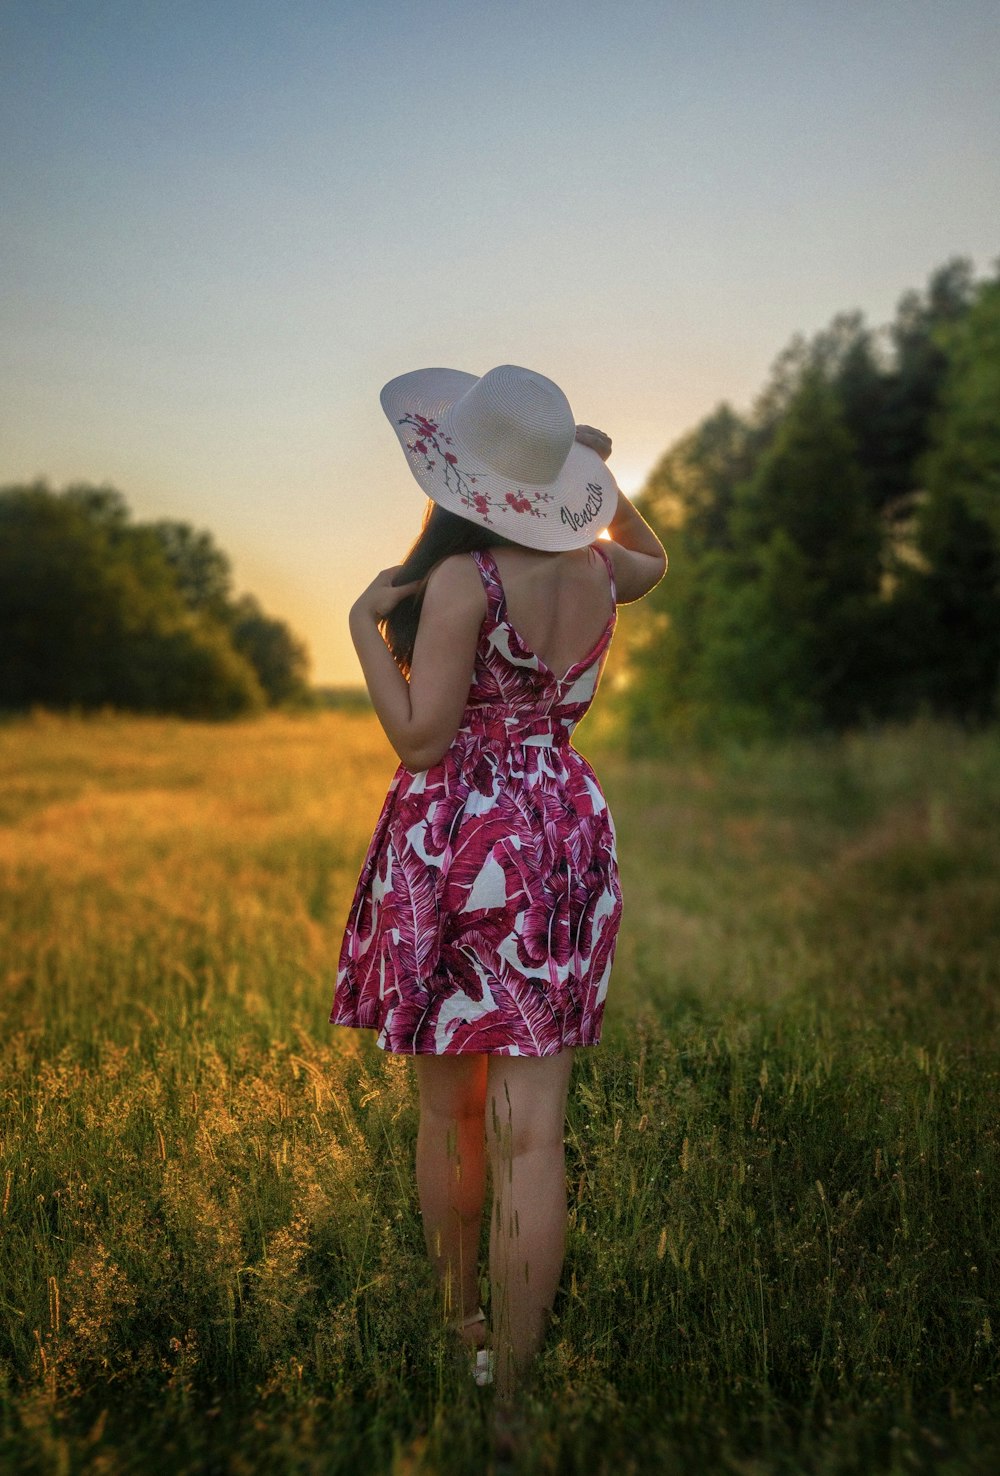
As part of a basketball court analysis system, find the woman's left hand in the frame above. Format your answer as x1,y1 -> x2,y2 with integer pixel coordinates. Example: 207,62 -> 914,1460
575,424 -> 613,462
352,566 -> 424,621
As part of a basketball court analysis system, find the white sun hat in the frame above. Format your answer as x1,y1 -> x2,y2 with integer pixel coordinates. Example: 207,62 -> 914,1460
379,363 -> 619,551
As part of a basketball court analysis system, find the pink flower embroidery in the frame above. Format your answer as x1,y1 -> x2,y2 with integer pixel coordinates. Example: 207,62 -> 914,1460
398,411 -> 554,525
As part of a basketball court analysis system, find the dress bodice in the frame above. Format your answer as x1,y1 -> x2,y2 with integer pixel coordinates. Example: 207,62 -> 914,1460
458,545 -> 618,749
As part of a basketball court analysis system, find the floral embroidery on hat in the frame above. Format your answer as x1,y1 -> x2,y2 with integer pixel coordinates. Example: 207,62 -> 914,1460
399,412 -> 553,524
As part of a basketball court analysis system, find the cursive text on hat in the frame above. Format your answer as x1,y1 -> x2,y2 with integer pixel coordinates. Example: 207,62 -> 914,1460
560,483 -> 604,532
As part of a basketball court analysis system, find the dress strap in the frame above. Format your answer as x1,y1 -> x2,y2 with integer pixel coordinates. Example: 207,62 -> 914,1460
590,540 -> 618,606
469,549 -> 504,620
474,544 -> 616,611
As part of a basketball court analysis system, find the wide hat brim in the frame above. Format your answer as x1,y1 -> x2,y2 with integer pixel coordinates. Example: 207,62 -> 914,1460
380,367 -> 620,552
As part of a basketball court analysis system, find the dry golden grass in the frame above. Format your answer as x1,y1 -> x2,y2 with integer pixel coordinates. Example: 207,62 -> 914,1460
0,709 -> 998,1474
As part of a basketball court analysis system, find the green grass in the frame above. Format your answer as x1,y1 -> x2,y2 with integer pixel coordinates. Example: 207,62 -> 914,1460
0,711 -> 997,1473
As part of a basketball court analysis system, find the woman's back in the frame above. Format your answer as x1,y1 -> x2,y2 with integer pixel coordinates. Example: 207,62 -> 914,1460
485,544 -> 617,683
458,542 -> 616,745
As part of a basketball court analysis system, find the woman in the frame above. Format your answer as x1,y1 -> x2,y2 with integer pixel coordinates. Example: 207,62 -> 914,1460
328,363 -> 666,1449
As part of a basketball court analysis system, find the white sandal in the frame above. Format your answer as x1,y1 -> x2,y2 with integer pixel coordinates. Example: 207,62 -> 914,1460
451,1307 -> 495,1386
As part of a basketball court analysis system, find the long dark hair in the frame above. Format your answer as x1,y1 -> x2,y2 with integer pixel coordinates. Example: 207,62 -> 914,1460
381,501 -> 520,676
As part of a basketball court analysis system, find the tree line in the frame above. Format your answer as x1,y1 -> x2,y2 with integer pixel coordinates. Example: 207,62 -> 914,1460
0,483 -> 310,718
613,256 -> 1000,747
4,256 -> 996,734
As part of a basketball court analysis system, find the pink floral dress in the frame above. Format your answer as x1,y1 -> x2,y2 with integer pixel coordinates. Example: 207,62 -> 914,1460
328,543 -> 624,1055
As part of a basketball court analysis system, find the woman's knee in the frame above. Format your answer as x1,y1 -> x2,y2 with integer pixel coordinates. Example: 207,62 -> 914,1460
485,1050 -> 575,1161
414,1054 -> 488,1126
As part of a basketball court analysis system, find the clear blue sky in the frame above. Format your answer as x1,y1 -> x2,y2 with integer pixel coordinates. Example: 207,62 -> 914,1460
3,0 -> 998,683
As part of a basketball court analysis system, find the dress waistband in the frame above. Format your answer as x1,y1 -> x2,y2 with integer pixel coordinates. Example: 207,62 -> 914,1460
456,715 -> 572,747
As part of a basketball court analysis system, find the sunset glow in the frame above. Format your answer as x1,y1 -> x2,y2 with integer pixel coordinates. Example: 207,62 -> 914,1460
2,0 -> 998,684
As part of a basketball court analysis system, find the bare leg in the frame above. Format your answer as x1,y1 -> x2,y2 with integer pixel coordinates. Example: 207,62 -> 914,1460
486,1049 -> 576,1399
412,1054 -> 488,1342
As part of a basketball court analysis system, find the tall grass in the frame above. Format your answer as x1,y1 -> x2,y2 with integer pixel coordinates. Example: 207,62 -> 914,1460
0,711 -> 997,1473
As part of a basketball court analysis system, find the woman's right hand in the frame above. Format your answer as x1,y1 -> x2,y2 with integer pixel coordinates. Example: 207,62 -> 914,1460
575,424 -> 612,462
351,566 -> 423,622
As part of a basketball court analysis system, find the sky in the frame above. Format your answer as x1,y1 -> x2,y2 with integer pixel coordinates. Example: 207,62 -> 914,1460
2,0 -> 998,686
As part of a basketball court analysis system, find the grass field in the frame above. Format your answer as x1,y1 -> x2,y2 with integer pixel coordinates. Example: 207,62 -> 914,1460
0,709 -> 998,1474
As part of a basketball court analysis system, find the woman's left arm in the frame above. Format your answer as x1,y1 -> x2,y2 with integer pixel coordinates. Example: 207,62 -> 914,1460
349,555 -> 485,772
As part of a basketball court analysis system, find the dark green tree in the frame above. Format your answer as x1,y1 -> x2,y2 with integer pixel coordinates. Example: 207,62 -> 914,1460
918,275 -> 1000,539
641,403 -> 759,554
890,490 -> 1000,723
0,483 -> 269,717
888,275 -> 1000,722
732,370 -> 878,581
727,368 -> 883,728
687,531 -> 823,740
149,520 -> 234,622
611,257 -> 996,748
228,593 -> 311,706
884,257 -> 979,494
613,406 -> 761,747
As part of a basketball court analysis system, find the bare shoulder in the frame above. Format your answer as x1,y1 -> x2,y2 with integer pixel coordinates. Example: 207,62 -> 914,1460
421,552 -> 487,615
595,539 -> 668,604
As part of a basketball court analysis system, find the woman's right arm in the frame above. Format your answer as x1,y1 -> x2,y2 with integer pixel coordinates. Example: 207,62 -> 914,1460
603,491 -> 667,601
576,425 -> 667,602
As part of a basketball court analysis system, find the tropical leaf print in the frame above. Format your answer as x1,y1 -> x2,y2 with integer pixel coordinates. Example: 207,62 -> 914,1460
389,842 -> 443,983
329,543 -> 623,1055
